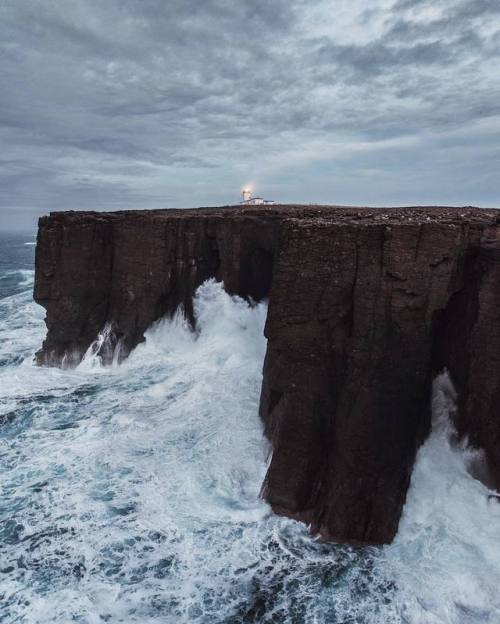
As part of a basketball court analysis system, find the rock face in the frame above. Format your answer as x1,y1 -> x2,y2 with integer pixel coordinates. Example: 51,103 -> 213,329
34,207 -> 279,366
434,235 -> 500,492
34,205 -> 500,544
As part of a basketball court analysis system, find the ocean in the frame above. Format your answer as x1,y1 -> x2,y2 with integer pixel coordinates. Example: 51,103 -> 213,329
1,231 -> 500,623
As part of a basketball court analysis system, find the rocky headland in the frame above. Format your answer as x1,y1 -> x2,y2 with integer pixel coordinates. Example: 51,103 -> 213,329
34,204 -> 500,544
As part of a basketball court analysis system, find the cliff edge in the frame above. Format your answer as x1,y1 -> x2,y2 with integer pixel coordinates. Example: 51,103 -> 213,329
34,205 -> 500,544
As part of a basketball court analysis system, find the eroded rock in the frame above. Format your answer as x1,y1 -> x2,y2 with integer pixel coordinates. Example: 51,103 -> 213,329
34,205 -> 500,544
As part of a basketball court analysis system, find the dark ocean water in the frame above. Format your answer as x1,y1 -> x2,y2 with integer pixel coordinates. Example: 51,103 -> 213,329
1,231 -> 500,624
0,232 -> 36,297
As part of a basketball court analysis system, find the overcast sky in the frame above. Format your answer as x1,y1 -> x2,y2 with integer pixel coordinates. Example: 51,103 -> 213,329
1,0 -> 499,230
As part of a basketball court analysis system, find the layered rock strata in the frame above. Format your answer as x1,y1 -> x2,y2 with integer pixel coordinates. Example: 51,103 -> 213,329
34,205 -> 500,544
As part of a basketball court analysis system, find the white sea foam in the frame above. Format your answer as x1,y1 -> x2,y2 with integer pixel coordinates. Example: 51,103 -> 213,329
0,268 -> 35,287
386,372 -> 500,623
1,277 -> 500,623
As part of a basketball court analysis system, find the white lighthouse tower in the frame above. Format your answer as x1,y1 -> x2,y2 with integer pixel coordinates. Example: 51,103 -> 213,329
240,187 -> 275,205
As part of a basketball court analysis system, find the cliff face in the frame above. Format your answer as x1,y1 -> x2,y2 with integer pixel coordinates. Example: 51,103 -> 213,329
434,237 -> 500,491
35,208 -> 279,366
34,205 -> 500,544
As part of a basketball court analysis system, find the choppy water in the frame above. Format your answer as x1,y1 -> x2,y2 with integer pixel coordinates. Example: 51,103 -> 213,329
1,232 -> 500,624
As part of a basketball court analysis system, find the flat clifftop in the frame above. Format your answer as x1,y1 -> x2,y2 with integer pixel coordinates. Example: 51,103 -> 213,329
34,204 -> 500,545
44,204 -> 499,225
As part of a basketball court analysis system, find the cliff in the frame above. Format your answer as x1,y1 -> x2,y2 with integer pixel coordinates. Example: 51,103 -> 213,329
34,205 -> 500,544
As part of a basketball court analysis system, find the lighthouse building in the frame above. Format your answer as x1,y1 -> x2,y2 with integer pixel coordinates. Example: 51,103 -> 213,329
240,188 -> 275,205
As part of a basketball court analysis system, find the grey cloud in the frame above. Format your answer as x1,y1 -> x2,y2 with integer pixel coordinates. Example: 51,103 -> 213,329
314,39 -> 452,76
449,0 -> 500,19
0,0 -> 498,232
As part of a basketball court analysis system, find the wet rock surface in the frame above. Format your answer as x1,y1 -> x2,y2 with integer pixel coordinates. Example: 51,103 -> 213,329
34,204 -> 500,544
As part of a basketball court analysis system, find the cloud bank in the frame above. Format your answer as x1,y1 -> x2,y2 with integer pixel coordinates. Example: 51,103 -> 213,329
1,0 -> 499,229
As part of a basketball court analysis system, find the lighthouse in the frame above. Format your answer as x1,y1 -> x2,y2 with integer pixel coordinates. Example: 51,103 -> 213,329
240,187 -> 275,205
